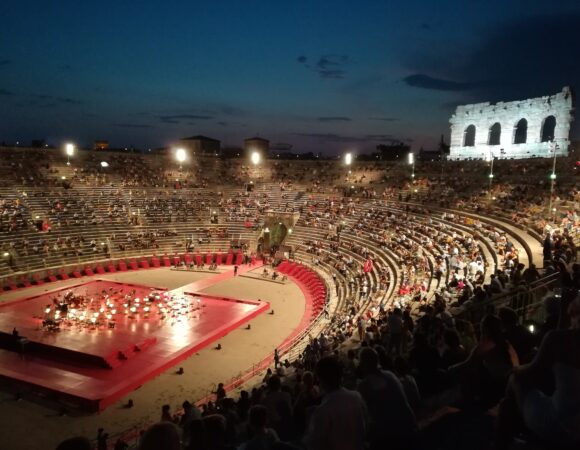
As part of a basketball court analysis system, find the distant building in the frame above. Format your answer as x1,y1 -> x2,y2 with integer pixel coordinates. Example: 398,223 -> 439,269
94,140 -> 109,150
244,136 -> 269,155
180,135 -> 221,155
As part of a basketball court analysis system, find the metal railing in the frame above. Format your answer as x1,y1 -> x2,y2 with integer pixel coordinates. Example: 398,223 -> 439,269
456,272 -> 561,324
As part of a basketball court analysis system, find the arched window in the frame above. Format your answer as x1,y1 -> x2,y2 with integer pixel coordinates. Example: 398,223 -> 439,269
488,122 -> 501,145
463,125 -> 476,147
541,115 -> 556,142
514,118 -> 527,144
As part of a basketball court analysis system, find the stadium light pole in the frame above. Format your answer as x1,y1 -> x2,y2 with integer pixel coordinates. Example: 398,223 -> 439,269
251,150 -> 261,181
344,152 -> 353,185
175,148 -> 187,171
488,151 -> 494,201
408,152 -> 415,180
65,142 -> 75,166
548,140 -> 558,221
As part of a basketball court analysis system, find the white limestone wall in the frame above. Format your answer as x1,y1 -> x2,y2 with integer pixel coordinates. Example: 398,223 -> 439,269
449,87 -> 574,160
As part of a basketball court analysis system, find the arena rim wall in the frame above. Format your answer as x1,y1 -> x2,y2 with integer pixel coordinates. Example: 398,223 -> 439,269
449,86 -> 574,160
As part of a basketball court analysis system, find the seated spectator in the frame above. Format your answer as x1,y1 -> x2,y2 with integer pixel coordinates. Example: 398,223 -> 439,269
496,294 -> 580,449
304,356 -> 368,450
357,347 -> 417,450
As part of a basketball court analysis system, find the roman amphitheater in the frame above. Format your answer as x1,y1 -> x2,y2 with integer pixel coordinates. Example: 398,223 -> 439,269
0,93 -> 578,450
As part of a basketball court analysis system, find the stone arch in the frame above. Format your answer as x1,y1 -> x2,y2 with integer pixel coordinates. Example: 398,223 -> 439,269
541,115 -> 556,142
488,122 -> 501,145
513,118 -> 527,144
463,125 -> 476,147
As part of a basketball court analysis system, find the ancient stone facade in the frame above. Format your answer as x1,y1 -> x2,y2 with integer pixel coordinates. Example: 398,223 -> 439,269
449,87 -> 574,160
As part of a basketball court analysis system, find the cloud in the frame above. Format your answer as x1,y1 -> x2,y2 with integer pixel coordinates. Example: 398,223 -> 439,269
317,116 -> 351,122
0,88 -> 13,96
217,121 -> 228,126
297,54 -> 350,79
114,123 -> 154,129
403,74 -> 478,91
0,59 -> 12,66
317,55 -> 349,79
159,114 -> 213,124
369,117 -> 399,122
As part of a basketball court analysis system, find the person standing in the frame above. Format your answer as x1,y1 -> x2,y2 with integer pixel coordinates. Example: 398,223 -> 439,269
274,348 -> 280,369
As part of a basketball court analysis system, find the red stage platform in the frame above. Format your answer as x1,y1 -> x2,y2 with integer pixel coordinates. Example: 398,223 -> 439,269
0,279 -> 268,412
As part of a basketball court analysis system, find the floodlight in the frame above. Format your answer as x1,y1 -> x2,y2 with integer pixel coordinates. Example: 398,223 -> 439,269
65,143 -> 75,157
251,151 -> 261,165
344,153 -> 353,166
176,148 -> 187,163
100,161 -> 109,168
408,152 -> 414,165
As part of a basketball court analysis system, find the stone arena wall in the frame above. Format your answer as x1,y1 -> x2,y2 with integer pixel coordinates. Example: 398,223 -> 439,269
449,87 -> 574,160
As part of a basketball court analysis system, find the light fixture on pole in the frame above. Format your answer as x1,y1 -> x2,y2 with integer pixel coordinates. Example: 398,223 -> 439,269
548,140 -> 559,220
344,152 -> 353,166
175,148 -> 187,171
250,151 -> 261,183
488,151 -> 495,201
344,152 -> 353,184
251,151 -> 261,166
408,152 -> 415,179
65,143 -> 75,166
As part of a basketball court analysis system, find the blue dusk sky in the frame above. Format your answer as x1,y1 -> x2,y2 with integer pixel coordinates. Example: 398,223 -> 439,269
1,0 -> 580,154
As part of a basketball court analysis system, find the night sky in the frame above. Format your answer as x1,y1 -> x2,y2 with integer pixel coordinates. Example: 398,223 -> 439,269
1,0 -> 580,154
